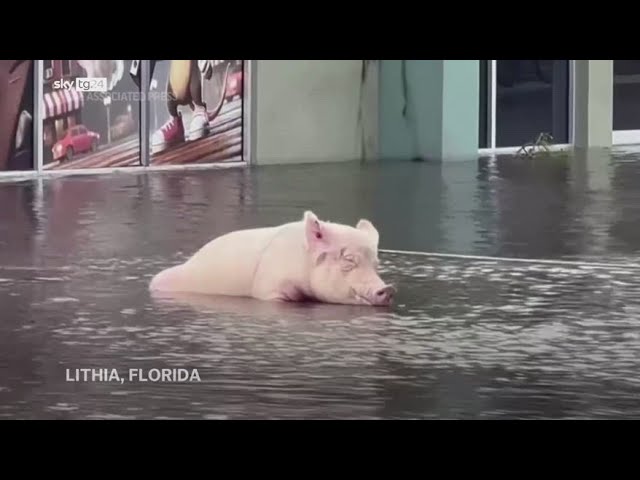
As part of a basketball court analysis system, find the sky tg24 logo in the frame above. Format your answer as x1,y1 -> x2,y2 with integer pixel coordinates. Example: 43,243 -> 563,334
52,77 -> 107,92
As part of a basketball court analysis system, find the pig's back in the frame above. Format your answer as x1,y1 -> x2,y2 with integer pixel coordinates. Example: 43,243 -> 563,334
175,225 -> 285,296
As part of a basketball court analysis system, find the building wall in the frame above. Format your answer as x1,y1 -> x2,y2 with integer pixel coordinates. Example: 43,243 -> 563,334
379,60 -> 443,161
574,60 -> 613,149
378,60 -> 479,162
253,60 -> 378,165
3,59 -> 639,177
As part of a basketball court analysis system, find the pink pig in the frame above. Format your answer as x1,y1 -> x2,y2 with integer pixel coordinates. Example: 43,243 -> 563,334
149,211 -> 396,306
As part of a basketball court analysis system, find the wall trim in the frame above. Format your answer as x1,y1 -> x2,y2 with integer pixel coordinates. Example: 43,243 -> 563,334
243,59 -> 256,166
0,161 -> 247,182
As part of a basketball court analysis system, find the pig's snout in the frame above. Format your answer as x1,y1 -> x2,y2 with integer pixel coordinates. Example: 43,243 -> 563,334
371,284 -> 396,306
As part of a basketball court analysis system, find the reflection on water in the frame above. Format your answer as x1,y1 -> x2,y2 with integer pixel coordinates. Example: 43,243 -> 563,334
1,146 -> 640,419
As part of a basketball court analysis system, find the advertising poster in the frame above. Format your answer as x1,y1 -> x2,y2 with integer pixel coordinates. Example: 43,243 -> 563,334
42,60 -> 141,170
149,60 -> 244,165
0,60 -> 34,171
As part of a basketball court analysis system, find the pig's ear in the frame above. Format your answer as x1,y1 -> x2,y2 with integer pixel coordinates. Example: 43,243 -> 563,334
303,210 -> 330,252
356,219 -> 379,245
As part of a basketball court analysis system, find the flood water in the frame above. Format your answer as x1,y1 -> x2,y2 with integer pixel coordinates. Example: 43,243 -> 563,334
2,147 -> 640,419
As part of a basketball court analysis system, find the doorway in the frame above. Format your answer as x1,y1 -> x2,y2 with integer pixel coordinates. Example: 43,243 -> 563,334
612,60 -> 640,145
479,60 -> 572,152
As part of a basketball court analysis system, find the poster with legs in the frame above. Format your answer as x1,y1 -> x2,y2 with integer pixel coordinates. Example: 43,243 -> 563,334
149,60 -> 244,165
0,60 -> 34,172
42,60 -> 142,170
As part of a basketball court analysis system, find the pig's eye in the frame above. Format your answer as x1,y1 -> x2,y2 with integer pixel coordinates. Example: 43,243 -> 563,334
341,254 -> 357,272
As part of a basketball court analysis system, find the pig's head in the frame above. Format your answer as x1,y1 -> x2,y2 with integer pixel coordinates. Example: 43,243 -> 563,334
302,211 -> 395,307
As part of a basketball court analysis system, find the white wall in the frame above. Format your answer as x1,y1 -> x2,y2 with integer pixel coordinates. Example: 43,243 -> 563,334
252,60 -> 378,165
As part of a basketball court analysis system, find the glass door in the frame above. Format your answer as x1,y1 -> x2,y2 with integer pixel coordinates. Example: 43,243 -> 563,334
479,60 -> 571,151
612,60 -> 640,145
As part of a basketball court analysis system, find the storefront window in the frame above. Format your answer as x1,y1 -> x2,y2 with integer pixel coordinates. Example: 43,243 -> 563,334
148,60 -> 245,166
495,60 -> 570,148
42,60 -> 141,170
613,60 -> 640,132
1,60 -> 247,171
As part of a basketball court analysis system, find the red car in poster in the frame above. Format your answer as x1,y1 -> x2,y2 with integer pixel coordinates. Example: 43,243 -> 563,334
225,68 -> 243,103
52,124 -> 100,161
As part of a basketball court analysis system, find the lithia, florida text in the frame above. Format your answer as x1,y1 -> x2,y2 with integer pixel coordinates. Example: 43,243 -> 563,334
65,368 -> 201,383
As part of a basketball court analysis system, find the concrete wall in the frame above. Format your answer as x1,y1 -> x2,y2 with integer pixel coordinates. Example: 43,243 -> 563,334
441,61 -> 480,160
379,60 -> 479,162
574,60 -> 613,149
253,60 -> 378,165
379,60 -> 443,161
